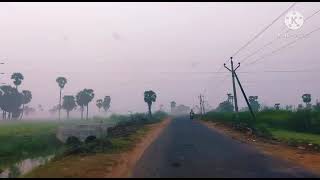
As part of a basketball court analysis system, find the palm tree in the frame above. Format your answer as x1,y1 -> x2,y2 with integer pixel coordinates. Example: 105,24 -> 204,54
84,89 -> 94,120
102,96 -> 111,113
56,77 -> 67,120
144,90 -> 157,116
62,95 -> 77,120
76,89 -> 94,120
96,99 -> 103,112
11,73 -> 24,90
20,90 -> 32,120
170,101 -> 176,113
76,90 -> 86,120
302,94 -> 312,109
249,96 -> 260,112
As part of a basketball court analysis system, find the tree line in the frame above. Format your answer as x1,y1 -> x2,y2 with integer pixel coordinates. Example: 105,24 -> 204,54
0,73 -> 159,120
53,77 -> 112,120
215,93 -> 320,112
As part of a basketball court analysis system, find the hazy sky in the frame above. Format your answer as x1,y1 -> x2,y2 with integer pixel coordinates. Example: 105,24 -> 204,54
0,2 -> 320,118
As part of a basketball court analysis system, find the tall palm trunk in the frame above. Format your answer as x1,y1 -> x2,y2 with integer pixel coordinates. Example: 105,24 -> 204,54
67,111 -> 70,120
81,106 -> 84,120
148,103 -> 152,116
20,104 -> 25,120
58,88 -> 61,120
86,105 -> 89,120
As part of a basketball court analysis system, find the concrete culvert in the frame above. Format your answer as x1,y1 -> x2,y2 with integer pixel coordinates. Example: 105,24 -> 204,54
66,136 -> 81,146
85,136 -> 97,144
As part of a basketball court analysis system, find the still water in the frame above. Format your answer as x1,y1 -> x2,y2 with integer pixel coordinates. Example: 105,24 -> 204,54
0,155 -> 53,178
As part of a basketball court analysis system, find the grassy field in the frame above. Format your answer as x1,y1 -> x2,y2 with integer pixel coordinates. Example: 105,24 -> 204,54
201,110 -> 320,147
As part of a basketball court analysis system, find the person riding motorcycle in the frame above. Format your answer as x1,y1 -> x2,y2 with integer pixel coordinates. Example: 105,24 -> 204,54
190,109 -> 195,120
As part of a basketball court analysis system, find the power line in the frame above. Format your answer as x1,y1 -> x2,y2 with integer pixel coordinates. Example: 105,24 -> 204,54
249,26 -> 320,65
239,7 -> 320,64
231,2 -> 297,58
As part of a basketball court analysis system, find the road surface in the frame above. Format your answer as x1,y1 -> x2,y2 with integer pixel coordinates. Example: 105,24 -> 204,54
132,116 -> 317,178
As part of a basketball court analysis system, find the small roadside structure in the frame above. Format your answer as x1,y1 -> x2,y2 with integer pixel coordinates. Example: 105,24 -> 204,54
56,123 -> 111,143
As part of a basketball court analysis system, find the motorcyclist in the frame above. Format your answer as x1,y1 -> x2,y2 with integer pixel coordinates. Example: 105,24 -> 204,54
190,109 -> 195,120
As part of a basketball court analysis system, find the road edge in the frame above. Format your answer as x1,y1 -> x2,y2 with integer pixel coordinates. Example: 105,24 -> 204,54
199,120 -> 320,176
109,117 -> 172,178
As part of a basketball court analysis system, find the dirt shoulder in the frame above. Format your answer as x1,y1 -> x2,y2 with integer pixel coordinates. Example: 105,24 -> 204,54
24,118 -> 171,178
200,120 -> 320,176
109,118 -> 171,178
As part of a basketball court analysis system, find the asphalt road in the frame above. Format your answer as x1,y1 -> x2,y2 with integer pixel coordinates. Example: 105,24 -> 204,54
132,116 -> 318,178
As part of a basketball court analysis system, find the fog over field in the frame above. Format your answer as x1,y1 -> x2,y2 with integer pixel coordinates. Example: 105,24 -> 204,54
0,2 -> 320,119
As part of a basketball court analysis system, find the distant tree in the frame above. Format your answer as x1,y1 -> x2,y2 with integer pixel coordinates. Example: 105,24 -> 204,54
96,99 -> 103,112
62,95 -> 76,120
285,105 -> 293,111
159,104 -> 164,111
24,106 -> 36,116
102,96 -> 111,113
49,105 -> 60,115
144,90 -> 157,116
216,94 -> 234,112
11,73 -> 24,90
302,94 -> 312,109
20,90 -> 32,120
297,104 -> 304,111
216,101 -> 234,112
314,101 -> 320,111
170,101 -> 176,113
274,103 -> 280,110
56,77 -> 67,120
249,96 -> 260,112
227,93 -> 234,104
0,85 -> 23,120
76,89 -> 94,120
38,104 -> 44,112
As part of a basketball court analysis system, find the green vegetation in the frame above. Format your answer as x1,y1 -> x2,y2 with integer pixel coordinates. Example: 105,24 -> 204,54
201,110 -> 320,146
0,111 -> 168,175
0,121 -> 61,169
23,111 -> 167,178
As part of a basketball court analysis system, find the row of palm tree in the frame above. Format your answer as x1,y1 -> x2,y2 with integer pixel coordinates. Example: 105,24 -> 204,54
55,77 -> 112,120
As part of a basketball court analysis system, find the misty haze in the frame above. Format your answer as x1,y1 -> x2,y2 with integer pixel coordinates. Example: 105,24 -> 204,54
1,2 -> 320,178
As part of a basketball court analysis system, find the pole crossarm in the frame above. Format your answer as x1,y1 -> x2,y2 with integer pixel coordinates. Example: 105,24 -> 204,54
234,62 -> 241,71
223,63 -> 232,72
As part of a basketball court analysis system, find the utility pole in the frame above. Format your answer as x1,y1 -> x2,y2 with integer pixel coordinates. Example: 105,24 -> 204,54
199,94 -> 203,115
199,94 -> 205,115
224,57 -> 240,113
202,95 -> 205,114
234,71 -> 256,120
